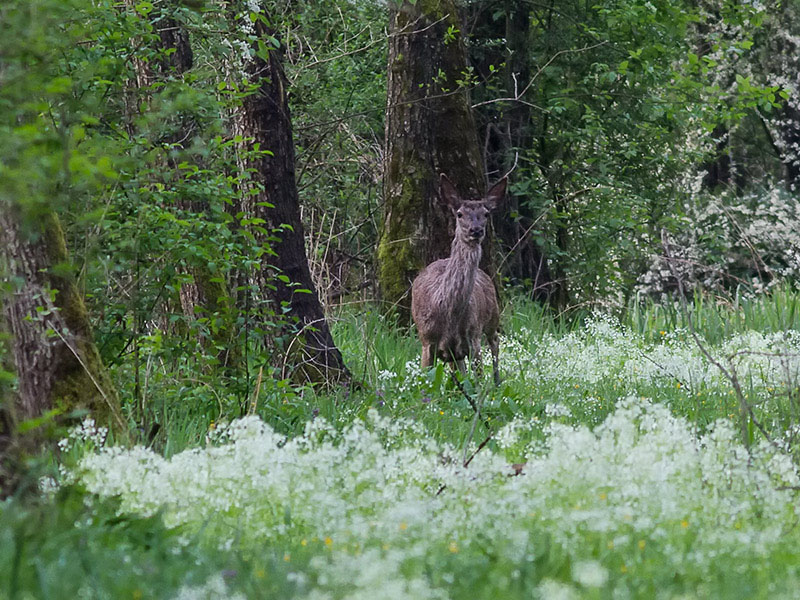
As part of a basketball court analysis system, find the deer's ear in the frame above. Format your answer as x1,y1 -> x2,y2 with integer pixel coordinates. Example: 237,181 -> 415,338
484,177 -> 507,211
439,174 -> 461,211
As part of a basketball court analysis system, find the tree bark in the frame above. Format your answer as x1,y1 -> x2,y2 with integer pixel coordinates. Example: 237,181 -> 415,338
378,0 -> 487,314
1,207 -> 125,494
231,11 -> 349,384
777,103 -> 800,189
700,124 -> 732,191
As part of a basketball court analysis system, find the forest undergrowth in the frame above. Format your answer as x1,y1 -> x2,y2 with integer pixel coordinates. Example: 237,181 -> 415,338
4,288 -> 800,599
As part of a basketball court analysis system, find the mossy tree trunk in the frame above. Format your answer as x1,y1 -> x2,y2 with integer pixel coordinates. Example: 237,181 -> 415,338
1,207 -> 125,494
231,10 -> 349,384
379,0 -> 487,315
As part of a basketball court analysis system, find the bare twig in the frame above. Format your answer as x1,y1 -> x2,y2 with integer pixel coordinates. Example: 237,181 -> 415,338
471,41 -> 609,110
434,375 -> 494,496
463,432 -> 493,468
462,386 -> 487,465
249,366 -> 263,415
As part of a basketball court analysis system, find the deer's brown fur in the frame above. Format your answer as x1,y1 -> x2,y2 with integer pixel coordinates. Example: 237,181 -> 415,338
411,174 -> 505,384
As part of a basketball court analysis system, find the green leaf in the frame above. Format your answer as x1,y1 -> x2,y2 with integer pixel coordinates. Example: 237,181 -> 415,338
17,408 -> 63,434
135,1 -> 153,15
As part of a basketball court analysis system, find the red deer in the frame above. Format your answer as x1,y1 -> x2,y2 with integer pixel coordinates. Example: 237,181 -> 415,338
411,174 -> 506,384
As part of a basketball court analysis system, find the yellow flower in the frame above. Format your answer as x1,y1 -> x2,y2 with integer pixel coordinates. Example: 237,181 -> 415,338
284,553 -> 290,562
638,540 -> 646,550
301,538 -> 307,546
448,541 -> 459,553
399,522 -> 408,531
324,536 -> 333,547
681,520 -> 689,529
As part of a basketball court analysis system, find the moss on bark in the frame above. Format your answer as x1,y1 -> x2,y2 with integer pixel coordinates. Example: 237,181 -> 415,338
1,208 -> 125,432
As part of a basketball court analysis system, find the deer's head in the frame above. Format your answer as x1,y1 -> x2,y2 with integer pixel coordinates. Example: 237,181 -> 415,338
439,174 -> 507,246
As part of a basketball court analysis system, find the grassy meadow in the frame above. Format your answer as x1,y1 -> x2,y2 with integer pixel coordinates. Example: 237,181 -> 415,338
4,289 -> 800,599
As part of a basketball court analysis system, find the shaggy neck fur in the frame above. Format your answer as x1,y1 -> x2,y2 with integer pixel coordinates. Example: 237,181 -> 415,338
435,237 -> 482,318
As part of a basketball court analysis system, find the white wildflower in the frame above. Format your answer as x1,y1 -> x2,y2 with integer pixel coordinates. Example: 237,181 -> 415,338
572,560 -> 608,588
172,574 -> 245,600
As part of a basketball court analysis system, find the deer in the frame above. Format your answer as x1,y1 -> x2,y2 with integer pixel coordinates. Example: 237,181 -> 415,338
411,174 -> 506,385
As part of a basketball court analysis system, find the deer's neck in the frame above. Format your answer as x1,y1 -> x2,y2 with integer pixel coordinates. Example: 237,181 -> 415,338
439,238 -> 481,314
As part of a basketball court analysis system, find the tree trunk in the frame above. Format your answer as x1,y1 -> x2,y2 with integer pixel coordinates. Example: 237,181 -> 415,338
231,11 -> 349,384
379,0 -> 487,314
777,103 -> 800,190
701,124 -> 732,191
1,207 -> 125,494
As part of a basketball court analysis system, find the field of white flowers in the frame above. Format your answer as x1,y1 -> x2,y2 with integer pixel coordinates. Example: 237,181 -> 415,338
53,310 -> 800,599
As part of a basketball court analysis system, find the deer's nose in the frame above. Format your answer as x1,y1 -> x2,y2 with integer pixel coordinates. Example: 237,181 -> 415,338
469,227 -> 484,238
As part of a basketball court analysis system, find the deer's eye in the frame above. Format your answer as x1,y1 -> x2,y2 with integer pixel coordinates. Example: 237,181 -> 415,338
456,212 -> 463,218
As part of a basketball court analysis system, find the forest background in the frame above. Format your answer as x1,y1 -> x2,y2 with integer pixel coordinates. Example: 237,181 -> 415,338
2,0 -> 800,597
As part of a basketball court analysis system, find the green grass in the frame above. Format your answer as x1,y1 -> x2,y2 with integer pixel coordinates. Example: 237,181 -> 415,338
625,284 -> 800,343
0,485 -> 319,599
4,287 -> 800,599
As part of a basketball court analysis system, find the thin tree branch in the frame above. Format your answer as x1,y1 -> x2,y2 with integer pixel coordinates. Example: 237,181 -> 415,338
471,41 -> 609,110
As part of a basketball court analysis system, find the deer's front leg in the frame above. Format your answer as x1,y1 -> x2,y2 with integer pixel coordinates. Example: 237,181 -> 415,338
421,343 -> 433,368
489,332 -> 501,385
455,358 -> 467,376
472,338 -> 484,378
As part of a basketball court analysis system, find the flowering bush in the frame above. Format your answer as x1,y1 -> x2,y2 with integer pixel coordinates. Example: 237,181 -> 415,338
639,187 -> 800,297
